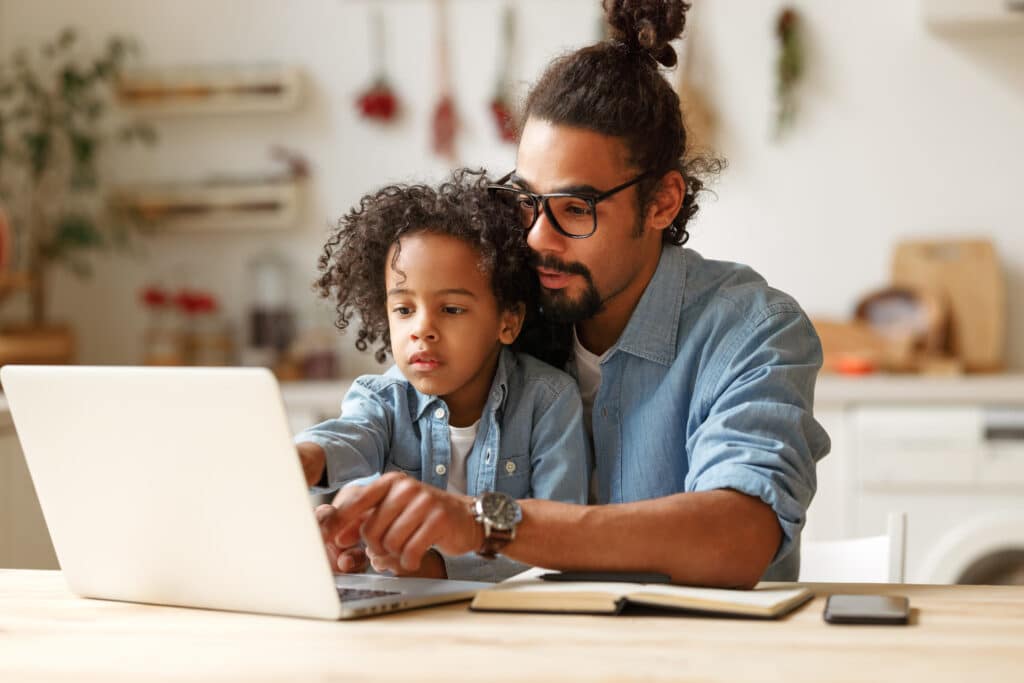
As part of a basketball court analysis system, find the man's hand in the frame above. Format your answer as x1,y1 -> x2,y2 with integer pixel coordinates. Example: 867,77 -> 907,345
366,547 -> 448,579
296,442 -> 327,487
323,472 -> 483,572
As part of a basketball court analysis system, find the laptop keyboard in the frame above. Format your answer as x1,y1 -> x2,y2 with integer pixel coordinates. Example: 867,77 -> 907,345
337,587 -> 402,602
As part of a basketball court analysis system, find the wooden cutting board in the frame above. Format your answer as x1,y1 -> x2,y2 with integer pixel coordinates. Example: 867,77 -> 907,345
891,239 -> 1005,372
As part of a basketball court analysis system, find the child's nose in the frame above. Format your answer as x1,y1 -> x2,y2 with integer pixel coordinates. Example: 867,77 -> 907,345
410,313 -> 439,342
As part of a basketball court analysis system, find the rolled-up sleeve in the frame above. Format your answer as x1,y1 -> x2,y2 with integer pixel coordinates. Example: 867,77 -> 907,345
293,379 -> 391,494
685,304 -> 831,568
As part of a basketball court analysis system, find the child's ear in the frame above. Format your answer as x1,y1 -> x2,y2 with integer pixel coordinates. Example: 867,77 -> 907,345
498,303 -> 526,345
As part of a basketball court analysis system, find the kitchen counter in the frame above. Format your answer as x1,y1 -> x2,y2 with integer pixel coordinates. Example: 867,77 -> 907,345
815,373 -> 1024,405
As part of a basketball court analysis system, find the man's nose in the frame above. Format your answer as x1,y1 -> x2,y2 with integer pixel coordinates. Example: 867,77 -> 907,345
526,204 -> 566,255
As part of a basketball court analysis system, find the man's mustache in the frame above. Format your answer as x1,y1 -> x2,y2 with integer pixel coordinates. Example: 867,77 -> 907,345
531,255 -> 592,279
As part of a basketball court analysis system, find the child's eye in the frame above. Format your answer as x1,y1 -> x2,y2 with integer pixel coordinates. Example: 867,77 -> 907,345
442,306 -> 466,315
392,306 -> 412,316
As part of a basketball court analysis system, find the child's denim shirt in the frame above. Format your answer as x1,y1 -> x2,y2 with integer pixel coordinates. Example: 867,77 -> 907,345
297,348 -> 588,565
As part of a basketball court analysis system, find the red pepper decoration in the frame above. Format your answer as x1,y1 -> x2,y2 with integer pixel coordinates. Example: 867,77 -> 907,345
140,285 -> 168,308
432,0 -> 458,160
356,10 -> 400,123
357,81 -> 398,121
490,98 -> 517,143
489,4 -> 519,143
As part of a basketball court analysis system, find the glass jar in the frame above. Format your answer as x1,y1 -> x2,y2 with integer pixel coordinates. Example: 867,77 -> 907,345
140,286 -> 186,366
246,251 -> 295,361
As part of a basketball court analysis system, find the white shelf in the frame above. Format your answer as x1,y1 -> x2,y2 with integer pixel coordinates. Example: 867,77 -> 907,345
922,0 -> 1024,34
117,64 -> 303,115
111,179 -> 303,232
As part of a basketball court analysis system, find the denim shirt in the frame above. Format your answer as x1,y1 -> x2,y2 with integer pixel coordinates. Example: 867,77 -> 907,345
295,347 -> 589,581
576,246 -> 831,581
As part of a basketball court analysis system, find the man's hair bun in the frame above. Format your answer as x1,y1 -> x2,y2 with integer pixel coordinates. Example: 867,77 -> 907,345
603,0 -> 690,68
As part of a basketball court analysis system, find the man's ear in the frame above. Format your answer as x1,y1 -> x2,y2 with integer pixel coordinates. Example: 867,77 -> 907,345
498,303 -> 526,345
644,170 -> 686,234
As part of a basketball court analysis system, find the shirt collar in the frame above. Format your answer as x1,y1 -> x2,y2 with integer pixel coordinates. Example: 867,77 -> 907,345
408,346 -> 512,421
610,245 -> 686,367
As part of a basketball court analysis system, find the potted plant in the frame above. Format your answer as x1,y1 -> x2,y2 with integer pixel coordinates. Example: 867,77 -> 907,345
0,27 -> 154,361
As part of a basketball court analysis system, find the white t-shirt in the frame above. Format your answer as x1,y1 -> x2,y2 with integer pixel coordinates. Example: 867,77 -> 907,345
572,328 -> 608,502
446,420 -> 480,495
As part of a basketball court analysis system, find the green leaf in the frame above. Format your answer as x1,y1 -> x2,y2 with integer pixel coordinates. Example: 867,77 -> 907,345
23,130 -> 50,176
57,28 -> 77,50
68,131 -> 97,189
53,213 -> 104,249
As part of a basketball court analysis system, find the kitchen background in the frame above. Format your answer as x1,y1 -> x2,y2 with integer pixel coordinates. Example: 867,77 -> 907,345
1,1 -> 1023,584
0,0 -> 1021,373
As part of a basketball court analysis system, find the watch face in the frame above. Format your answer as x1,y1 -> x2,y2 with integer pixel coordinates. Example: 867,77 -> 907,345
480,492 -> 521,530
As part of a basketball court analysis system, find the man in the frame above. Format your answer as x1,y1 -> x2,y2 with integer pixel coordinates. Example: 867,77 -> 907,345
312,0 -> 830,588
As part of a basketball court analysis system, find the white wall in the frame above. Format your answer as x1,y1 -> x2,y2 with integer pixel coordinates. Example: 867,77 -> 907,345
1,0 -> 1022,373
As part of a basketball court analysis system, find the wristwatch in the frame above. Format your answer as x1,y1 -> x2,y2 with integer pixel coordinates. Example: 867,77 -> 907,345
472,491 -> 522,559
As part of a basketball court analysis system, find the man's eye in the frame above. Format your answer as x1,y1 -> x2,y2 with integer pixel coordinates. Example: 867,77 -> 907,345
565,202 -> 593,216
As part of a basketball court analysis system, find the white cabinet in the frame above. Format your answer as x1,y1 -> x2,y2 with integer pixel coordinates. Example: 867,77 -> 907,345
810,375 -> 1024,584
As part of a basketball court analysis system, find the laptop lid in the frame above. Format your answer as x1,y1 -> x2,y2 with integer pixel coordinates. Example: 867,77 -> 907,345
2,365 -> 345,620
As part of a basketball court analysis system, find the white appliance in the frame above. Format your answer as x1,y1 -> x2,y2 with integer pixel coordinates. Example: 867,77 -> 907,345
848,405 -> 1024,584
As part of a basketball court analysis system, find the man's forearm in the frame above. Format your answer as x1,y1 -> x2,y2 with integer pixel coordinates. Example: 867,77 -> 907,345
504,490 -> 782,589
296,441 -> 326,487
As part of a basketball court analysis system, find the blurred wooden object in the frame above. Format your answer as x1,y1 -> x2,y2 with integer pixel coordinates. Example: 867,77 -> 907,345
0,324 -> 75,366
854,285 -> 949,356
0,271 -> 33,302
812,318 -> 897,374
892,239 -> 1005,372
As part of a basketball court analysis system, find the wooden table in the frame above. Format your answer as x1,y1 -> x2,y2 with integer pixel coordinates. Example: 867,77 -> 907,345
2,570 -> 1022,682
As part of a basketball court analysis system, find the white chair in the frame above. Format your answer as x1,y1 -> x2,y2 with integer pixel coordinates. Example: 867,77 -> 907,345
799,512 -> 907,583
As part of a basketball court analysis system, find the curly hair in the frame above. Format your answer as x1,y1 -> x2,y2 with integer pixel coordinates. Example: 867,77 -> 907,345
522,0 -> 724,246
315,168 -> 568,365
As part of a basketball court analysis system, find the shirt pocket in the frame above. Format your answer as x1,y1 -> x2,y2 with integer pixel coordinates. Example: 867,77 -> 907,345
384,449 -> 422,476
494,453 -> 530,498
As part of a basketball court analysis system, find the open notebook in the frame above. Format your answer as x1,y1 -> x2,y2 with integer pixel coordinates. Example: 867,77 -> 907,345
470,568 -> 813,619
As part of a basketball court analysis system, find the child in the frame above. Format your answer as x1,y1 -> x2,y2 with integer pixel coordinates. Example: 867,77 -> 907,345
294,169 -> 588,582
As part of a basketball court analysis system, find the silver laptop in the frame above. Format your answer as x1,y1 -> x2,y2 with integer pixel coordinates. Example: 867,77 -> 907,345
1,364 -> 489,620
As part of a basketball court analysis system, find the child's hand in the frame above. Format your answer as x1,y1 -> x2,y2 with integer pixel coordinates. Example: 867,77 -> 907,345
326,472 -> 483,573
314,504 -> 369,574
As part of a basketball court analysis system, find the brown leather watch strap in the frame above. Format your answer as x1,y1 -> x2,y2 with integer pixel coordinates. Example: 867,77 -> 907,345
478,527 -> 514,559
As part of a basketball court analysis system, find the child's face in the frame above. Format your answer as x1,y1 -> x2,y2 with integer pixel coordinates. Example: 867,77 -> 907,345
385,232 -> 523,426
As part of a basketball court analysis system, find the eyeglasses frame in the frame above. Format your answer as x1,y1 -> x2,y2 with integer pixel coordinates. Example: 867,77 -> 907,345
487,170 -> 654,239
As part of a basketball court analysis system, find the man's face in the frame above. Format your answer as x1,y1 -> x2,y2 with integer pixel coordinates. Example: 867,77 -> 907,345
386,232 -> 520,421
514,118 -> 661,324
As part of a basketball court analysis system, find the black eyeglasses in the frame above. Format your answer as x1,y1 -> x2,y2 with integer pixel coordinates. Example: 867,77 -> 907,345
487,170 -> 652,239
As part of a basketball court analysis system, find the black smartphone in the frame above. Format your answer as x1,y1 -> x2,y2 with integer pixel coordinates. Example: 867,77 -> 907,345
823,594 -> 910,625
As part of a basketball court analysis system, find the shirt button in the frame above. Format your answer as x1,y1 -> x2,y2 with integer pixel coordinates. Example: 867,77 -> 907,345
435,464 -> 447,475
504,461 -> 516,474
433,408 -> 445,420
601,407 -> 608,418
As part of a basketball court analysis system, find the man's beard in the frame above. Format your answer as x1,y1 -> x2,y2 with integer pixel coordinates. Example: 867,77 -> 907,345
534,255 -> 603,324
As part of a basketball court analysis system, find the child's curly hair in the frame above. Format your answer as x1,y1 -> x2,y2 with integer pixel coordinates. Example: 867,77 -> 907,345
315,168 -> 568,365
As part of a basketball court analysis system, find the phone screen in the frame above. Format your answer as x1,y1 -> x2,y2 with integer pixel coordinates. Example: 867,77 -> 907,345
823,594 -> 910,625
